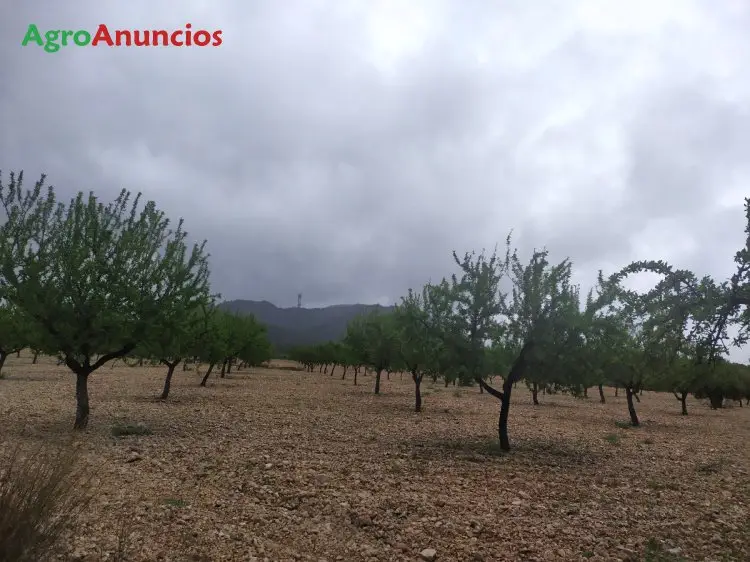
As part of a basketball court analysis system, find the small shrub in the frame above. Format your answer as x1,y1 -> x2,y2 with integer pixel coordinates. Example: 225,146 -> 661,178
0,442 -> 94,561
614,420 -> 633,429
163,498 -> 187,508
604,433 -> 620,445
452,389 -> 462,398
111,423 -> 152,437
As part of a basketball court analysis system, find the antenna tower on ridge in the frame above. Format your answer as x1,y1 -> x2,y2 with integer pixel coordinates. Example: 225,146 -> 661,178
297,293 -> 302,308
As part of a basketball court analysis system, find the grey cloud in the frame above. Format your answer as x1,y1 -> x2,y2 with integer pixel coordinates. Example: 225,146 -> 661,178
2,0 -> 750,311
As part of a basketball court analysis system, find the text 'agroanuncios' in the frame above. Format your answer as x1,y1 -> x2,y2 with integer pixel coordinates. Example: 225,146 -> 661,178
21,23 -> 223,53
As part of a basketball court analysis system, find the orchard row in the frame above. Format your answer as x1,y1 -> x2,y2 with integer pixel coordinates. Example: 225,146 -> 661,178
2,170 -> 749,450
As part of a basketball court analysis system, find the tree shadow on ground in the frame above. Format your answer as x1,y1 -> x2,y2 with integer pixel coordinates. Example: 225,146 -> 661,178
408,435 -> 606,468
129,393 -> 214,406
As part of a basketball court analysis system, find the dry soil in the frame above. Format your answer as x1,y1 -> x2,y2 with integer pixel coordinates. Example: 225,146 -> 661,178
1,353 -> 748,562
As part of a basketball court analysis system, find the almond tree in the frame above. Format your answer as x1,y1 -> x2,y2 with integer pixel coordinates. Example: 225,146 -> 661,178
235,315 -> 273,368
0,171 -> 212,429
142,303 -> 214,400
362,311 -> 398,395
393,286 -> 439,412
198,309 -> 233,386
605,260 -> 733,418
343,315 -> 370,386
493,246 -> 584,449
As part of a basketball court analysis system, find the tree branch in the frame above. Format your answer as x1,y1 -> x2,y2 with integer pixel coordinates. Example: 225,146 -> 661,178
476,377 -> 503,400
90,343 -> 137,372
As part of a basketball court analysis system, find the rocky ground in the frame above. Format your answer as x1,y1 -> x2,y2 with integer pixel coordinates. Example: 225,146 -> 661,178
1,353 -> 748,561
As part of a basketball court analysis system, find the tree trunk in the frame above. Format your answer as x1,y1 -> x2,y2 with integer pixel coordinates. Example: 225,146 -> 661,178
32,351 -> 39,364
479,381 -> 483,394
226,358 -> 232,375
354,368 -> 358,386
413,372 -> 422,412
478,340 -> 534,451
183,360 -> 188,371
532,382 -> 539,405
16,350 -> 21,358
374,369 -> 382,394
708,392 -> 724,409
330,365 -> 336,377
220,359 -> 227,378
444,377 -> 449,387
615,386 -> 619,397
634,391 -> 640,403
498,385 -> 512,450
200,363 -> 215,387
625,386 -> 639,426
583,387 -> 588,398
387,370 -> 390,380
74,371 -> 91,430
680,392 -> 688,415
0,352 -> 6,376
160,358 -> 181,400
598,384 -> 606,404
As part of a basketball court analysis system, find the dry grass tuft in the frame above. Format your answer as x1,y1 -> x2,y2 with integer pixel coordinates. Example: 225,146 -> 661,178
0,442 -> 95,562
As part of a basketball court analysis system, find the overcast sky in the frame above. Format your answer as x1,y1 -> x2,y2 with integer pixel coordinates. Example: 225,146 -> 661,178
1,0 -> 749,311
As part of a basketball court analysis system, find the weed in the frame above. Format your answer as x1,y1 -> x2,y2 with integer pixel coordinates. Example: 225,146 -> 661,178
111,423 -> 152,437
604,433 -> 620,445
163,498 -> 187,508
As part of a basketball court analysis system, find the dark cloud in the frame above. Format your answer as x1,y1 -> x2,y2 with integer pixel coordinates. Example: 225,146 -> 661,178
2,0 -> 750,313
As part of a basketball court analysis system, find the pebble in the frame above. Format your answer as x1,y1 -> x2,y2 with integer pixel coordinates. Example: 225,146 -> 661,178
420,547 -> 437,561
126,452 -> 142,463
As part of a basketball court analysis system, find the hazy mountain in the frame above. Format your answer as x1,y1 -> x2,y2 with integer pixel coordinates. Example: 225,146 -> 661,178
218,300 -> 394,351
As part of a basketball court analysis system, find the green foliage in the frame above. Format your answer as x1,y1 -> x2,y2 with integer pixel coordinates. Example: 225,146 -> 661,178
392,287 -> 438,376
692,359 -> 750,408
345,311 -> 397,374
0,303 -> 29,374
195,309 -> 272,369
504,246 -> 587,395
0,171 -> 212,374
140,302 -> 213,364
448,245 -> 507,384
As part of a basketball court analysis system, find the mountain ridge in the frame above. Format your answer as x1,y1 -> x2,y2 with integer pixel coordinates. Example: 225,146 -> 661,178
218,299 -> 394,351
